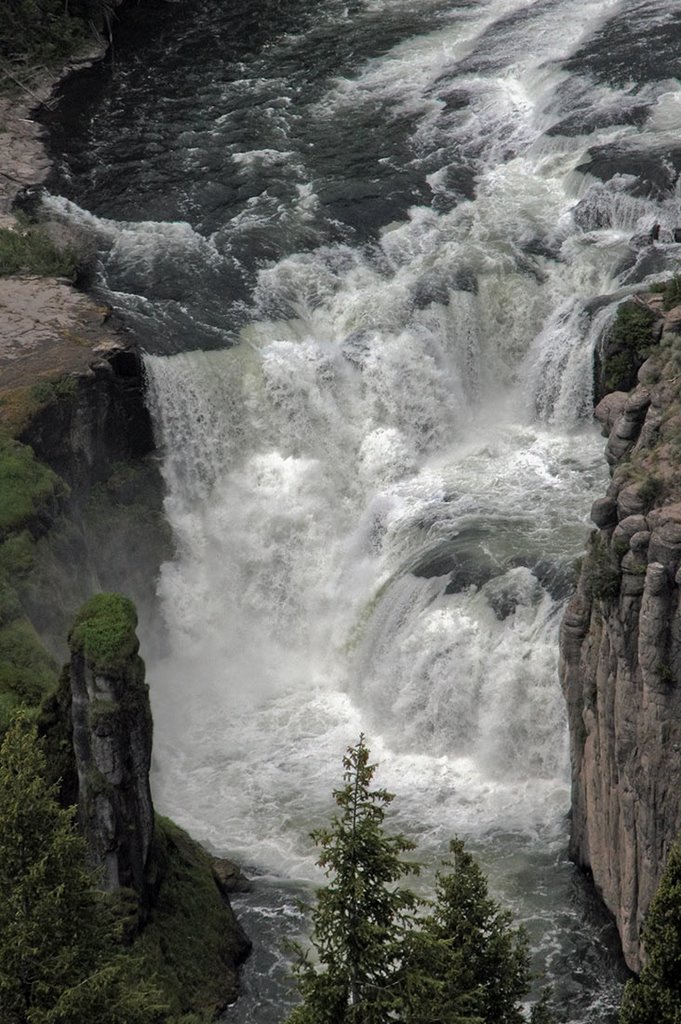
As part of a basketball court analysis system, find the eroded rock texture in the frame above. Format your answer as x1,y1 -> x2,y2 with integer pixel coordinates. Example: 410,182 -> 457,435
68,594 -> 153,896
561,298 -> 681,971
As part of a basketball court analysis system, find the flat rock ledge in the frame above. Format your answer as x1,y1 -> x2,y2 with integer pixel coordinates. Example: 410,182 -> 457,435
0,276 -> 122,402
0,46 -> 127,418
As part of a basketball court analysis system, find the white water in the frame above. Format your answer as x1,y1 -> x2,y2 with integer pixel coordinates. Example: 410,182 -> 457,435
47,0 -> 681,1017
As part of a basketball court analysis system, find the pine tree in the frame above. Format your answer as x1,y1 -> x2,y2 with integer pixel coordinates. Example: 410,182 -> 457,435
619,838 -> 681,1024
402,839 -> 533,1024
287,734 -> 420,1024
0,711 -> 167,1024
288,737 -> 555,1024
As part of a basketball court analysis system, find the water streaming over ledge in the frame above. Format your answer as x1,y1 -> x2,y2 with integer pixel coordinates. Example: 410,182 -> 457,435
41,0 -> 681,1018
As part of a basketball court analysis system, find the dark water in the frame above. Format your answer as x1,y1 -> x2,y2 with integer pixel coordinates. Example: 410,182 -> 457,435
42,0 -> 681,353
39,1 -> 681,1020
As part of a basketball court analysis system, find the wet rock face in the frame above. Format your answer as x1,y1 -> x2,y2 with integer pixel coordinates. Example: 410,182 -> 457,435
68,594 -> 153,897
19,345 -> 155,496
561,304 -> 681,971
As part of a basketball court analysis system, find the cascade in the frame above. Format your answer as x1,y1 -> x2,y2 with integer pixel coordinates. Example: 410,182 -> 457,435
41,0 -> 681,1018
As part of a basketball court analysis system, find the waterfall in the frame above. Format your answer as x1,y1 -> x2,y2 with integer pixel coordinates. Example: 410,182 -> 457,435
41,0 -> 681,1017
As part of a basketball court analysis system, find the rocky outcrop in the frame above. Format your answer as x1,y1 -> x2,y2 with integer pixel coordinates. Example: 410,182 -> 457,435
16,343 -> 155,495
0,325 -> 170,665
65,593 -> 252,1013
68,593 -> 153,895
561,294 -> 681,971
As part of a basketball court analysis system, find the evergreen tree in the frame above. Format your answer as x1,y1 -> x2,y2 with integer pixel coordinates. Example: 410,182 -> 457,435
0,711 -> 167,1024
402,839 -> 533,1024
288,734 -> 419,1024
288,736 -> 554,1024
619,838 -> 681,1024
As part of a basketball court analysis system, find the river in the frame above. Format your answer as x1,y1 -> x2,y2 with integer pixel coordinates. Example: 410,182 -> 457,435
41,0 -> 681,1019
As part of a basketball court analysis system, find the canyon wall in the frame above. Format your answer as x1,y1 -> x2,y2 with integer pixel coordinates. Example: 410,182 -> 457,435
561,293 -> 681,972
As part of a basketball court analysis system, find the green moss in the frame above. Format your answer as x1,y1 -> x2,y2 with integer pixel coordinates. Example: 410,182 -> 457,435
0,531 -> 38,577
0,609 -> 58,732
0,223 -> 79,278
602,301 -> 658,393
29,376 -> 79,406
0,375 -> 79,435
0,578 -> 21,626
0,439 -> 64,537
134,816 -> 247,1021
69,593 -> 139,674
36,664 -> 78,803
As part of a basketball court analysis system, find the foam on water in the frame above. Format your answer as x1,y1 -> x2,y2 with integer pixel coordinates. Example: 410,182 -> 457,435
41,0 -> 681,1018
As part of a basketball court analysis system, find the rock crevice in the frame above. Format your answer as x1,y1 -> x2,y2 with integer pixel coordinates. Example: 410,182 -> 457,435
561,293 -> 681,971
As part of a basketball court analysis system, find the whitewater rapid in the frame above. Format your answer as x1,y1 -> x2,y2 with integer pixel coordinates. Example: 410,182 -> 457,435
41,0 -> 681,1018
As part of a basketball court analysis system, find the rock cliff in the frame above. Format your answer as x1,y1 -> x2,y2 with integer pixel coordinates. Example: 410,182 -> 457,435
561,289 -> 681,972
62,593 -> 251,1014
68,593 -> 153,895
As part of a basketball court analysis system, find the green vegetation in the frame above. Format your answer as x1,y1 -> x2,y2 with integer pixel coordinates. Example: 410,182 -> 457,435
0,441 -> 64,732
28,376 -> 78,406
403,840 -> 536,1024
585,533 -> 621,603
651,274 -> 681,312
0,0 -> 115,71
0,439 -> 64,537
288,735 -> 419,1024
136,816 -> 249,1019
69,592 -> 139,673
0,377 -> 80,436
619,837 -> 681,1024
661,276 -> 681,311
603,301 -> 658,393
0,612 -> 57,730
0,712 -> 168,1024
287,736 -> 552,1024
637,473 -> 665,511
0,223 -> 79,278
0,444 -> 63,730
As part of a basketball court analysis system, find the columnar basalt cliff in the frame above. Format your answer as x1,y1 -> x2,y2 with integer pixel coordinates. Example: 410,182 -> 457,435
561,290 -> 681,972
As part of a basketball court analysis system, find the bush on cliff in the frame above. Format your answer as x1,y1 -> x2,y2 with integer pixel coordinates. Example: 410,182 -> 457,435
0,608 -> 57,731
619,837 -> 681,1024
601,301 -> 658,394
585,532 -> 621,602
0,439 -> 65,538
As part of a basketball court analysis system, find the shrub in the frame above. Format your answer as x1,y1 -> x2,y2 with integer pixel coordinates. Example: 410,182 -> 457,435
602,301 -> 658,393
662,275 -> 681,311
69,592 -> 139,673
586,534 -> 621,602
0,223 -> 79,278
0,439 -> 64,537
